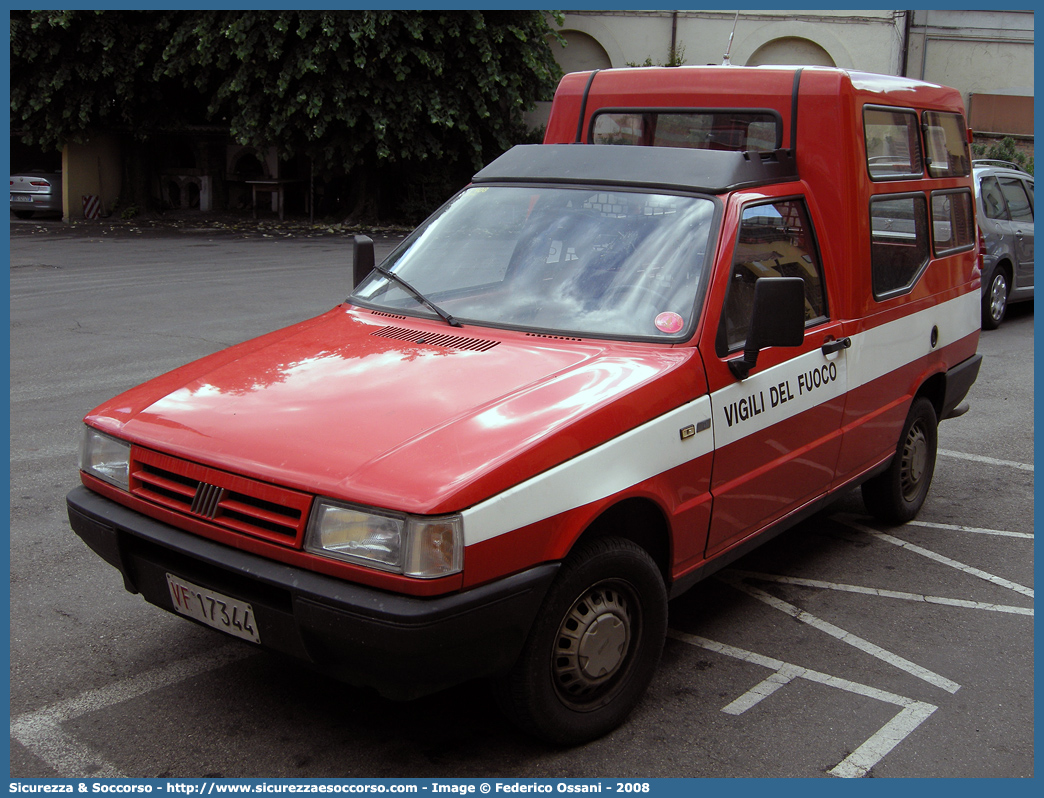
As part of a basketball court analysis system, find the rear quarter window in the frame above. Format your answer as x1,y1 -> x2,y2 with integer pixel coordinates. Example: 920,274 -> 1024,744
931,189 -> 975,255
864,106 -> 923,180
923,111 -> 971,178
870,193 -> 929,298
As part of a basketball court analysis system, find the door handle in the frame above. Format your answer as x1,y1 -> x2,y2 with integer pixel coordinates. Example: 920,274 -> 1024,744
822,337 -> 851,355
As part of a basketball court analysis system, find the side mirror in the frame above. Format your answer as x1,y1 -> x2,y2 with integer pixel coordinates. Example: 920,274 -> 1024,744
729,277 -> 806,380
353,235 -> 374,288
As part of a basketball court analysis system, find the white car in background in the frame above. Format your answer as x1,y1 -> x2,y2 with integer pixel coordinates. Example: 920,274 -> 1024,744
10,169 -> 62,219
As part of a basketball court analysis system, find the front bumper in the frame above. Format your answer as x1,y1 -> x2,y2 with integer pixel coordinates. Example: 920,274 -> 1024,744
67,485 -> 558,700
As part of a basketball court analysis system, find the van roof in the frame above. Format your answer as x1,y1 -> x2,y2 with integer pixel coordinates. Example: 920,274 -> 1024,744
544,65 -> 968,150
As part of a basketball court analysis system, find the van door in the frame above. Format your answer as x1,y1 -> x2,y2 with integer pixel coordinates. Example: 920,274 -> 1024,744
701,196 -> 848,557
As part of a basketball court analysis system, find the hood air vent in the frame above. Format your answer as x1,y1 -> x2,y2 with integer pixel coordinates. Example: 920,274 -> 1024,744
371,325 -> 499,352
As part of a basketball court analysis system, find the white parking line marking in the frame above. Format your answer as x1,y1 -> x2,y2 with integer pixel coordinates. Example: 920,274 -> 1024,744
729,570 -> 1033,616
838,517 -> 1034,599
720,665 -> 801,714
717,572 -> 961,693
938,448 -> 1033,472
10,643 -> 253,778
829,702 -> 939,778
905,519 -> 1033,539
669,631 -> 939,778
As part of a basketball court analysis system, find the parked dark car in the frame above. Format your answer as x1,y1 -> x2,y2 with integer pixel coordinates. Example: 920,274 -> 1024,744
974,160 -> 1034,329
10,170 -> 63,219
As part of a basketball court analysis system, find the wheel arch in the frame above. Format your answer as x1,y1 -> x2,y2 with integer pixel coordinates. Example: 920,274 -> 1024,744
566,497 -> 672,586
915,370 -> 947,421
993,257 -> 1014,284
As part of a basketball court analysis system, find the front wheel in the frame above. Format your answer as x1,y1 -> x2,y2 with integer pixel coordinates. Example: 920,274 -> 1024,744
861,396 -> 938,524
495,537 -> 667,745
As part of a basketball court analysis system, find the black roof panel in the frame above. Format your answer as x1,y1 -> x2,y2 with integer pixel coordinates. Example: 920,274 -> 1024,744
473,144 -> 798,194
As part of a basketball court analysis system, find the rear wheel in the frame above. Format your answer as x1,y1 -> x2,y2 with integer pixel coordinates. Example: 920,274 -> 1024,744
982,268 -> 1010,330
495,537 -> 667,745
861,396 -> 938,523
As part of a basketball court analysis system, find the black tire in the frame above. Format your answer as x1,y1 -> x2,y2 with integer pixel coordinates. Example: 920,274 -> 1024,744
495,537 -> 667,745
981,268 -> 1009,330
861,396 -> 938,524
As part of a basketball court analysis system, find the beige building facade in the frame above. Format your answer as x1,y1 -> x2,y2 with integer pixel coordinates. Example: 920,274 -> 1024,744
542,9 -> 1033,140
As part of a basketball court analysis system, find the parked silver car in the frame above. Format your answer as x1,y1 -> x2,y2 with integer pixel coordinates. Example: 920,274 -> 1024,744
10,170 -> 63,219
974,160 -> 1034,329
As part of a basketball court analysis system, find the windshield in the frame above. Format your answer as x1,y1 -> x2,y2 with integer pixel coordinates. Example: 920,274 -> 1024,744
352,185 -> 717,340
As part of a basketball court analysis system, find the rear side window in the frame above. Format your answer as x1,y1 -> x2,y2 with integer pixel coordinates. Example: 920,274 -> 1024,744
591,110 -> 782,151
923,111 -> 971,178
980,176 -> 1008,220
931,190 -> 975,255
999,177 -> 1034,223
870,194 -> 929,298
864,106 -> 923,180
718,199 -> 827,353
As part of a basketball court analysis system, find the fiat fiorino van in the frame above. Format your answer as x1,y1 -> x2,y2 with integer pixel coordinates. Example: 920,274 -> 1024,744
69,66 -> 982,745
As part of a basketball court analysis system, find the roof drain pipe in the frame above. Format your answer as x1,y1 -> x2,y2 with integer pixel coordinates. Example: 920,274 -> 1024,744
574,69 -> 601,144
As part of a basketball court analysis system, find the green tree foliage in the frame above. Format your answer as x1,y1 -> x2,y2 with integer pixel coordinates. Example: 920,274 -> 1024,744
10,11 -> 201,149
11,10 -> 564,218
161,10 -> 562,172
972,136 -> 1034,175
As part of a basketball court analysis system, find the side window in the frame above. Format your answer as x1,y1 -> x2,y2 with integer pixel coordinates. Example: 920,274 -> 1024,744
922,111 -> 971,178
999,178 -> 1034,223
980,176 -> 1008,220
718,199 -> 827,353
931,190 -> 975,255
590,110 -> 782,151
864,106 -> 923,180
870,194 -> 930,298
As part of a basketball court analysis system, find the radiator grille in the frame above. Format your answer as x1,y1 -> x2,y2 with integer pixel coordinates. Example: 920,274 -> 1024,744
129,448 -> 312,547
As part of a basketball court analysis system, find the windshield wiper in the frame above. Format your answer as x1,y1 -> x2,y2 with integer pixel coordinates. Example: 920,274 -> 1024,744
371,263 -> 462,328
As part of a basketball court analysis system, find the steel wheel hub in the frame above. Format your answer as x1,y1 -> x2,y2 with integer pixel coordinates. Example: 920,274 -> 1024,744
553,585 -> 632,705
900,423 -> 928,500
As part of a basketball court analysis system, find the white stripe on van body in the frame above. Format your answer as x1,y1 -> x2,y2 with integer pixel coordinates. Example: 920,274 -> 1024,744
462,395 -> 714,546
846,289 -> 979,392
461,291 -> 979,547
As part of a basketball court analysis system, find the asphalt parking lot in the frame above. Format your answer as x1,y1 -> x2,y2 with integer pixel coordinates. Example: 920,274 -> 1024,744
8,221 -> 1034,778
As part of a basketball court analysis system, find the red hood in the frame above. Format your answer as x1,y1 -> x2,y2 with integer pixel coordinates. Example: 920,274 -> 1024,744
86,307 -> 702,513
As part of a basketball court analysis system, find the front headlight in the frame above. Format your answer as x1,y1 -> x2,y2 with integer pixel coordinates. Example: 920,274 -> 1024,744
305,499 -> 463,578
79,426 -> 131,490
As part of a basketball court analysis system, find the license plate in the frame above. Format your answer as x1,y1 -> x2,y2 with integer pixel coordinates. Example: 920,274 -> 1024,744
166,573 -> 260,644
11,194 -> 31,203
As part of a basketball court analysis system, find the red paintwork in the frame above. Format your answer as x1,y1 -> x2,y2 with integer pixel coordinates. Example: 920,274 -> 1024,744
82,65 -> 981,598
87,306 -> 701,515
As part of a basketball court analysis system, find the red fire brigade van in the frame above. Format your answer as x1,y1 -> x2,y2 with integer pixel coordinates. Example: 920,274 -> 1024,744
69,66 -> 981,744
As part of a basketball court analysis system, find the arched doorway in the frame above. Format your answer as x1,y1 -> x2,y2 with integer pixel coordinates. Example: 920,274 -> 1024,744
746,37 -> 836,67
557,30 -> 613,74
